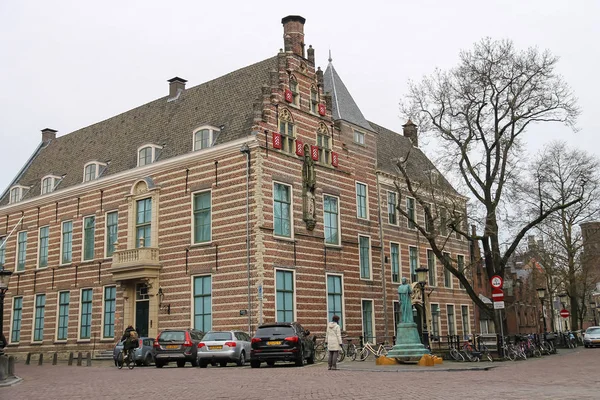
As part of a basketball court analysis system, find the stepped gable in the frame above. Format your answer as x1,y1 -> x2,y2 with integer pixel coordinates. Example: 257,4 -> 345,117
370,121 -> 457,194
0,56 -> 278,205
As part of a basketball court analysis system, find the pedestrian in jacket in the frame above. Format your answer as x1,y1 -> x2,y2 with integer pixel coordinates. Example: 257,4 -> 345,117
326,315 -> 343,370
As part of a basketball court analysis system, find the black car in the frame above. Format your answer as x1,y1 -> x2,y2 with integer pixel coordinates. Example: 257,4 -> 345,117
153,329 -> 205,368
250,322 -> 315,368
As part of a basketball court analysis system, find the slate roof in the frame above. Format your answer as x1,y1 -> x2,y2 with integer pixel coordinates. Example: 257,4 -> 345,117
323,62 -> 372,132
370,121 -> 458,195
0,56 -> 278,205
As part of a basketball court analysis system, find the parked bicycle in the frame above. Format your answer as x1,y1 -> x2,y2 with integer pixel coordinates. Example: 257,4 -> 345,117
448,343 -> 465,362
356,341 -> 391,361
314,336 -> 345,363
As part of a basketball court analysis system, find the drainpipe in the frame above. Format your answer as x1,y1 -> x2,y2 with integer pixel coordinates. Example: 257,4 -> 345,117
376,173 -> 389,341
240,143 -> 252,334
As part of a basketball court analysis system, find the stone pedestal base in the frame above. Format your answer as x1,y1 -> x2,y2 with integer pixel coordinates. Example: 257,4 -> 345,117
386,322 -> 430,363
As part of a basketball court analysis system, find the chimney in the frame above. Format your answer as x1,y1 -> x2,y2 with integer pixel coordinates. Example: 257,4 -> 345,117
168,77 -> 187,99
41,128 -> 57,142
282,15 -> 306,58
402,119 -> 418,147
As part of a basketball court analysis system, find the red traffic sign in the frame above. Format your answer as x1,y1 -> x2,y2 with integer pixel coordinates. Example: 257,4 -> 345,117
560,309 -> 570,318
492,287 -> 504,302
490,275 -> 503,289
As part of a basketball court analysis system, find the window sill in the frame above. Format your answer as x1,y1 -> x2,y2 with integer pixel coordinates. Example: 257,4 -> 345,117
13,270 -> 25,275
189,241 -> 213,249
77,339 -> 91,343
30,341 -> 43,345
7,342 -> 19,346
54,340 -> 68,344
360,277 -> 373,282
80,259 -> 97,266
99,338 -> 115,343
273,235 -> 295,243
37,266 -> 49,270
59,262 -> 72,267
324,244 -> 342,250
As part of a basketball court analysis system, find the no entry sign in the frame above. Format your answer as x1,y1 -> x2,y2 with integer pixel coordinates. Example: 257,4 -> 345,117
560,309 -> 570,318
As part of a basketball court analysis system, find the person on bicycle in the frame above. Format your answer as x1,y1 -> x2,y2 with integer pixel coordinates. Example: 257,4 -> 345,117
121,325 -> 138,361
326,315 -> 343,370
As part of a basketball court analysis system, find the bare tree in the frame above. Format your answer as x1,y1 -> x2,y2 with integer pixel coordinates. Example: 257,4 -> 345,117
398,38 -> 580,325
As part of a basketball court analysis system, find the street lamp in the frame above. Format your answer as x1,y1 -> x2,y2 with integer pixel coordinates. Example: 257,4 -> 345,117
536,287 -> 547,334
415,266 -> 429,348
0,268 -> 13,356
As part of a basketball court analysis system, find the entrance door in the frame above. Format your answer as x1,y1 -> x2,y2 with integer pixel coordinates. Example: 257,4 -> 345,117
135,283 -> 150,337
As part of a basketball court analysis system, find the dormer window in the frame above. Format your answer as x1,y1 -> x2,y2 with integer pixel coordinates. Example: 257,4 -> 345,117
41,175 -> 61,194
83,161 -> 106,182
354,130 -> 365,145
289,76 -> 299,106
9,185 -> 28,204
137,144 -> 162,167
193,126 -> 220,151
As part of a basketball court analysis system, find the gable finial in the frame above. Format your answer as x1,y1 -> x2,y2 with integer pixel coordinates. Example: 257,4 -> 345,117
328,49 -> 332,63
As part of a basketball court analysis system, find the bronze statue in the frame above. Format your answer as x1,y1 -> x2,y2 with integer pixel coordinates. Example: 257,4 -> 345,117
398,277 -> 414,324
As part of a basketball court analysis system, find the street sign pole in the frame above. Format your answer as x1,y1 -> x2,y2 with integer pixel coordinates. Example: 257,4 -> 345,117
498,308 -> 504,357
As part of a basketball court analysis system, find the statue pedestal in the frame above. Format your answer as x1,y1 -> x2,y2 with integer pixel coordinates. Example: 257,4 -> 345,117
386,322 -> 430,363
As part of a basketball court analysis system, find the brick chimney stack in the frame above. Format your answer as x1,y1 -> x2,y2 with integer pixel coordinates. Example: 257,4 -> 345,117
282,15 -> 306,58
402,119 -> 418,147
168,77 -> 187,98
41,128 -> 57,143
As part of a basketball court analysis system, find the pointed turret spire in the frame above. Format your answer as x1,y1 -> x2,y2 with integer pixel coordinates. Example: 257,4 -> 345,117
328,49 -> 332,63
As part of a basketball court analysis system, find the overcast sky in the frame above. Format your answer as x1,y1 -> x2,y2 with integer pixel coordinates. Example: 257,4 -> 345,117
0,0 -> 598,194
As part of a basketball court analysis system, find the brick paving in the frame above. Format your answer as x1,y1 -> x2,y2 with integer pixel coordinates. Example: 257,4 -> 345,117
2,348 -> 599,399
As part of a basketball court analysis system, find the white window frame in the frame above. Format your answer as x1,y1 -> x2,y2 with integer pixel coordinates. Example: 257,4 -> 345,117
9,296 -> 23,344
83,161 -> 105,182
460,304 -> 471,339
136,144 -> 162,167
360,298 -> 376,344
390,241 -> 401,284
325,273 -> 345,329
430,302 -> 441,338
15,230 -> 27,272
427,248 -> 436,287
192,125 -> 220,151
406,196 -> 416,229
272,182 -> 294,240
191,275 -> 213,332
77,287 -> 93,341
355,181 -> 369,220
82,215 -> 96,262
323,194 -> 341,247
408,245 -> 419,283
358,234 -> 372,281
446,304 -> 456,336
443,252 -> 453,289
105,210 -> 119,258
32,293 -> 46,343
274,267 -> 297,323
9,185 -> 28,204
37,225 -> 50,269
457,254 -> 466,289
354,129 -> 365,145
55,290 -> 70,342
191,189 -> 213,245
41,175 -> 61,195
387,191 -> 398,225
60,220 -> 73,266
101,285 -> 117,340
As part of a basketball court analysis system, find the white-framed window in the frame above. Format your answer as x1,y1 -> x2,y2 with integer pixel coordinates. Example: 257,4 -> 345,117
278,108 -> 296,154
461,305 -> 471,339
387,191 -> 397,225
323,194 -> 340,246
103,286 -> 117,339
356,181 -> 368,219
406,197 -> 416,229
136,198 -> 152,248
447,304 -> 456,335
83,215 -> 96,261
326,274 -> 344,329
359,235 -> 372,280
439,208 -> 448,236
430,303 -> 440,338
83,162 -> 105,182
273,183 -> 292,238
457,254 -> 465,289
393,301 -> 400,329
443,252 -> 452,288
289,75 -> 300,106
56,291 -> 70,341
61,221 -> 73,264
193,126 -> 220,151
192,191 -> 212,243
354,130 -> 365,145
41,175 -> 60,195
275,268 -> 295,322
361,299 -> 375,344
137,144 -> 161,167
79,288 -> 93,340
424,202 -> 434,233
310,85 -> 318,113
9,185 -> 27,204
34,294 -> 46,342
0,236 -> 5,269
105,211 -> 118,257
390,242 -> 400,283
409,246 -> 418,282
10,296 -> 23,343
193,275 -> 212,331
427,249 -> 436,286
16,231 -> 27,272
38,226 -> 49,268
316,123 -> 331,165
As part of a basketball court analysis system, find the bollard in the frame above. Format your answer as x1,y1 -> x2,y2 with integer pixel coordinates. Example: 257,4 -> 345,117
77,352 -> 82,366
38,353 -> 44,366
8,356 -> 15,377
86,352 -> 92,367
52,352 -> 58,365
68,352 -> 74,366
25,352 -> 31,365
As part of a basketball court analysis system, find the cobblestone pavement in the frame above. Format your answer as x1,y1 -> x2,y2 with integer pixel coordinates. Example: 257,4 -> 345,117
2,348 -> 599,399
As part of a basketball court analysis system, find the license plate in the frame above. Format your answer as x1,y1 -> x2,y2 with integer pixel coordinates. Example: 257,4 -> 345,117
166,345 -> 179,349
209,345 -> 223,350
267,341 -> 282,346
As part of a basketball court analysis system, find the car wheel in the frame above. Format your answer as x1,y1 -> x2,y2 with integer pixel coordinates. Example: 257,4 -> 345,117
237,351 -> 246,366
306,350 -> 315,365
177,361 -> 185,368
144,353 -> 153,366
250,360 -> 260,368
155,361 -> 165,368
191,359 -> 198,367
199,360 -> 208,368
295,348 -> 305,367
135,361 -> 143,366
266,361 -> 275,367
220,361 -> 228,367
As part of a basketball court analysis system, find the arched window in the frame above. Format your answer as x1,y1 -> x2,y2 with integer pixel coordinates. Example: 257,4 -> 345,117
41,175 -> 61,194
193,126 -> 220,151
278,108 -> 296,154
289,75 -> 299,106
316,122 -> 331,164
137,144 -> 162,167
9,185 -> 28,204
83,161 -> 106,182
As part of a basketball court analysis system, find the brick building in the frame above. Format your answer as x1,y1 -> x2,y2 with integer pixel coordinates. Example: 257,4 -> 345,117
0,15 -> 473,358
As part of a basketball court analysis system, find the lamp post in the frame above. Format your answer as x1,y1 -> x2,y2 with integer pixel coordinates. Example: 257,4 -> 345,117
415,266 -> 429,348
0,268 -> 13,356
536,287 -> 547,334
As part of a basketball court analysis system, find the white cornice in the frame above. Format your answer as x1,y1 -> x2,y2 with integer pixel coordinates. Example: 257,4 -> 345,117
0,136 -> 258,214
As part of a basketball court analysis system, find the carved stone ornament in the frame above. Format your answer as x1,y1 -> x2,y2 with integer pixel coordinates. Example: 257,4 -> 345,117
302,144 -> 317,230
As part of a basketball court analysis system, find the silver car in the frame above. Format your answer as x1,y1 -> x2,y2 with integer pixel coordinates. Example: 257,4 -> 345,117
197,331 -> 251,367
584,326 -> 600,348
